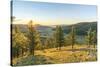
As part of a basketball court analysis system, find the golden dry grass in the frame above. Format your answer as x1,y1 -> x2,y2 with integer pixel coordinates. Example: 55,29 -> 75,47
35,45 -> 97,63
12,45 -> 97,66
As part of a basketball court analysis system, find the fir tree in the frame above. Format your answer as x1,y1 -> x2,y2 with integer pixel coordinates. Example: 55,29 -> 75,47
92,30 -> 97,48
69,26 -> 76,50
35,30 -> 42,50
55,26 -> 64,50
85,28 -> 92,48
27,20 -> 36,55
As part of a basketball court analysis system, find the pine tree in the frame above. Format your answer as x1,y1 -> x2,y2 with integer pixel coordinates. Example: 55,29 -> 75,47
35,30 -> 42,50
45,37 -> 50,49
69,26 -> 76,50
27,20 -> 36,55
12,26 -> 28,57
92,30 -> 97,48
85,28 -> 92,48
55,26 -> 64,50
65,35 -> 71,46
12,26 -> 20,58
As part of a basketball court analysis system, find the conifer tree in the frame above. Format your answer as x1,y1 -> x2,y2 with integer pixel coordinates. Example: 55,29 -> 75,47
85,28 -> 92,48
12,26 -> 28,57
12,26 -> 20,58
35,30 -> 42,50
12,24 -> 29,66
69,26 -> 76,50
27,20 -> 36,55
55,26 -> 64,50
92,30 -> 97,48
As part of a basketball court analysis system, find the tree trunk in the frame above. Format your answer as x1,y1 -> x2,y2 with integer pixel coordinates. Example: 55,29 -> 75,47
16,49 -> 19,58
94,43 -> 95,48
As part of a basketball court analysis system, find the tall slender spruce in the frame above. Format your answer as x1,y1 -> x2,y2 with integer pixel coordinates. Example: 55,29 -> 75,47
27,20 -> 35,55
55,26 -> 64,50
92,30 -> 97,48
86,28 -> 92,48
69,26 -> 76,50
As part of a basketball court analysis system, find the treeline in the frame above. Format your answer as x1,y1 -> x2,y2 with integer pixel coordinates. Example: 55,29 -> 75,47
62,22 -> 97,35
11,20 -> 97,59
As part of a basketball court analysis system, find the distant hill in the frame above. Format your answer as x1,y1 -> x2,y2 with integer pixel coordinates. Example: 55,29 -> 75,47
12,21 -> 97,36
12,24 -> 53,36
62,21 -> 97,35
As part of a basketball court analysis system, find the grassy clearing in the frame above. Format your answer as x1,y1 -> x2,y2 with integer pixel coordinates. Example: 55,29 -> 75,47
12,45 -> 97,66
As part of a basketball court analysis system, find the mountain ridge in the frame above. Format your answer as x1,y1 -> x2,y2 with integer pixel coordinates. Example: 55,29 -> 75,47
12,21 -> 97,35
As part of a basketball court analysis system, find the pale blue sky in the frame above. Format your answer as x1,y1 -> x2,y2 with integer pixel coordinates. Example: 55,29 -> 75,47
12,1 -> 97,25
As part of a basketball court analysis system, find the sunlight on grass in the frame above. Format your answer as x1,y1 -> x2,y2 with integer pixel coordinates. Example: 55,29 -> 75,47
12,45 -> 97,66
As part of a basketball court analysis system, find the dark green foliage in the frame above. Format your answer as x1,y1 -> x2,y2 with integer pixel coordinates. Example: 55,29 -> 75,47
63,22 -> 97,35
35,30 -> 42,50
27,20 -> 36,55
54,26 -> 64,50
68,26 -> 76,49
85,28 -> 97,48
91,30 -> 97,48
85,28 -> 93,47
12,26 -> 28,58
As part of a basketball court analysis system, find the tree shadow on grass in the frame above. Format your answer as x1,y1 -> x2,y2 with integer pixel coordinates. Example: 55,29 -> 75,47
13,55 -> 54,66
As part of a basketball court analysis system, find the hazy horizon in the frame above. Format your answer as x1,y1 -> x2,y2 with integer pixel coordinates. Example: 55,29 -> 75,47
12,19 -> 96,26
12,1 -> 97,25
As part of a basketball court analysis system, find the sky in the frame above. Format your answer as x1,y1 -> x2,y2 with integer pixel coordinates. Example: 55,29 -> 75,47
12,1 -> 97,25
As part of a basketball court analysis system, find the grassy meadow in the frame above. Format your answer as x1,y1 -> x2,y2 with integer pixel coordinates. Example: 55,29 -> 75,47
12,45 -> 97,66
